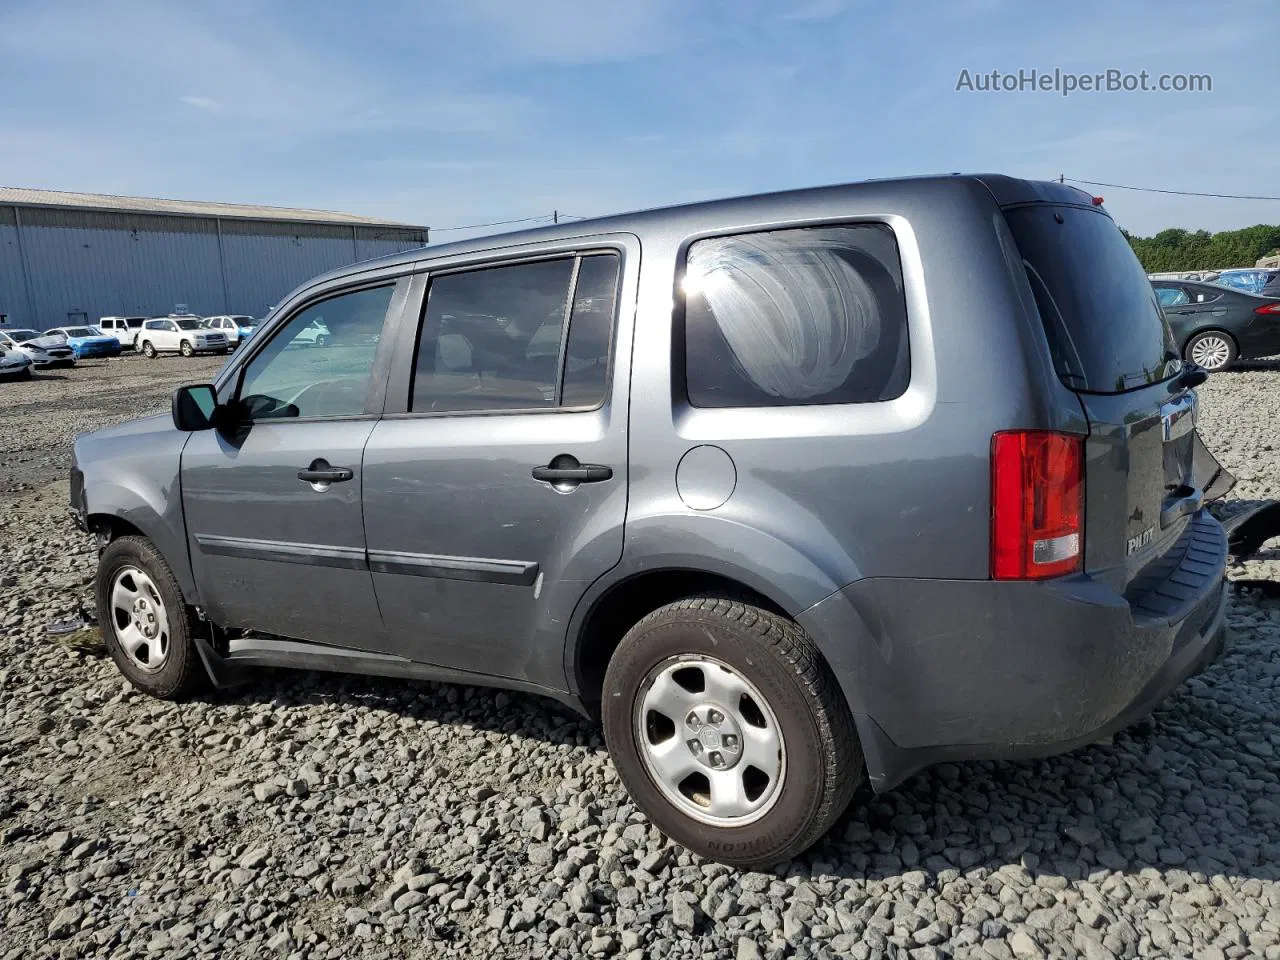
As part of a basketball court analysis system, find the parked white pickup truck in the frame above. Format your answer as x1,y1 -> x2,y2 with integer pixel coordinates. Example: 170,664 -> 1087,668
97,316 -> 147,349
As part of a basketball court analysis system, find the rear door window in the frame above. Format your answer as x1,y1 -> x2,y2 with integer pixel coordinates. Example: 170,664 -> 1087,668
1005,205 -> 1179,394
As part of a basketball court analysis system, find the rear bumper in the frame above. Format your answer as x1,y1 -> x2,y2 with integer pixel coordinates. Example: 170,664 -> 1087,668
799,510 -> 1229,792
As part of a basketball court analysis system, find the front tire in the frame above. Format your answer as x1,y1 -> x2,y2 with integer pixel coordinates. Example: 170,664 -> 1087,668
1185,330 -> 1237,371
180,340 -> 194,357
141,341 -> 157,359
96,536 -> 204,700
602,597 -> 861,869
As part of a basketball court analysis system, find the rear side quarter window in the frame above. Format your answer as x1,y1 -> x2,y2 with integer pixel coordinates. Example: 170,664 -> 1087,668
682,224 -> 910,408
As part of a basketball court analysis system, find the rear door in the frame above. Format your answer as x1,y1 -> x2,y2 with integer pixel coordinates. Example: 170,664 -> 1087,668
1004,203 -> 1197,588
360,237 -> 637,684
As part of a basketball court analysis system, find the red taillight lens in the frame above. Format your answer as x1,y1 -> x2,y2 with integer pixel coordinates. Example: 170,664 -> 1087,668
991,431 -> 1084,580
1254,302 -> 1280,315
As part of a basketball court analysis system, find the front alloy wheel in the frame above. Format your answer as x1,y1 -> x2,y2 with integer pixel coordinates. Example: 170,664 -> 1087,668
97,536 -> 204,699
108,566 -> 171,672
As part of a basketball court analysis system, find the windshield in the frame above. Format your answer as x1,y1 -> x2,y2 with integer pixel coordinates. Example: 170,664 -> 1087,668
7,330 -> 39,342
176,319 -> 204,331
64,327 -> 97,337
1005,204 -> 1180,394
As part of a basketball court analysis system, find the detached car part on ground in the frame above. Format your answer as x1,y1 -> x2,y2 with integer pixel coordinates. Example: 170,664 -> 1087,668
0,329 -> 75,367
72,176 -> 1231,869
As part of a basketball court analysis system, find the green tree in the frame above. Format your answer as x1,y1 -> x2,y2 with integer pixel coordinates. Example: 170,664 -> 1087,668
1125,223 -> 1280,272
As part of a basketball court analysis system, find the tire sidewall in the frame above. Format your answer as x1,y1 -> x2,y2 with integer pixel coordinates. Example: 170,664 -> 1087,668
603,608 -> 832,866
180,341 -> 193,357
96,538 -> 196,698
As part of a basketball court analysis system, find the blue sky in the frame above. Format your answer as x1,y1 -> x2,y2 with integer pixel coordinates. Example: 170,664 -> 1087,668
0,0 -> 1275,238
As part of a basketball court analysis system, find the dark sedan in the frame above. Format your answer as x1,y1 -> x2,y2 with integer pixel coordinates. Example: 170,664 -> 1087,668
1152,279 -> 1280,371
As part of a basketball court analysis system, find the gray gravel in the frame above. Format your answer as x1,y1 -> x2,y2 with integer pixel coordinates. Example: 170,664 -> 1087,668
2,358 -> 1279,959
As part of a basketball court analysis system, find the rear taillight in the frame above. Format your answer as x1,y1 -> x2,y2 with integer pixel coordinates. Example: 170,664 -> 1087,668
1254,302 -> 1280,315
991,431 -> 1084,580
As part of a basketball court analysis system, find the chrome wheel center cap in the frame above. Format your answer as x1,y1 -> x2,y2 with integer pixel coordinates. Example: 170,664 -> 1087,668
132,598 -> 158,638
684,703 -> 744,771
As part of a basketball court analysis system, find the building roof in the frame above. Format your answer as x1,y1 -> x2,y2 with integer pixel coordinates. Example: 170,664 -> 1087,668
0,186 -> 425,231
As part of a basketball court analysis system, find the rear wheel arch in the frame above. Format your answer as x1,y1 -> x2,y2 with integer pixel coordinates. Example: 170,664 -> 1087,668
570,567 -> 794,710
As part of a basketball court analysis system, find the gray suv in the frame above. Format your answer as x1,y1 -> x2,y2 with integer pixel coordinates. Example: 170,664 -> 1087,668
71,176 -> 1228,868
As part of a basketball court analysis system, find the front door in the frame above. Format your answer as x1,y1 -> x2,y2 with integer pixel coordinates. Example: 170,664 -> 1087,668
181,280 -> 405,646
361,240 -> 636,684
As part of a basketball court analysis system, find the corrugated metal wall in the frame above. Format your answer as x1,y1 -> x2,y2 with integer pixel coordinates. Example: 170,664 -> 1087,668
0,205 -> 425,328
0,208 -> 33,323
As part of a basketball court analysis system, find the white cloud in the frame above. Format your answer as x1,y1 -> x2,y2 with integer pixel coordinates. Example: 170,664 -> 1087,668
180,96 -> 220,112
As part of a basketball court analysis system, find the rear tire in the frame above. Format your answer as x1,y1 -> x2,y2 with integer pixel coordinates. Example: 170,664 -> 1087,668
96,536 -> 204,700
141,341 -> 157,359
19,366 -> 32,380
180,340 -> 194,358
602,597 -> 861,869
1185,330 -> 1237,371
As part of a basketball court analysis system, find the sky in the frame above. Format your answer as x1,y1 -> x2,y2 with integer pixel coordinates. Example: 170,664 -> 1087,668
0,0 -> 1276,240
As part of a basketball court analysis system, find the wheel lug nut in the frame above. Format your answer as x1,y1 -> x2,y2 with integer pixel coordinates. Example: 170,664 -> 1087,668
709,752 -> 724,767
708,710 -> 723,725
687,740 -> 702,754
723,735 -> 738,750
686,712 -> 700,729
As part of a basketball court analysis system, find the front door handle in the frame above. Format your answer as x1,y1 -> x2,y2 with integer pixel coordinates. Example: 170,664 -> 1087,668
298,459 -> 354,484
532,455 -> 613,485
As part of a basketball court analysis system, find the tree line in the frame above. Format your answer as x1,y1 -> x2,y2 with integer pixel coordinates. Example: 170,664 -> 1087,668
1122,224 -> 1280,272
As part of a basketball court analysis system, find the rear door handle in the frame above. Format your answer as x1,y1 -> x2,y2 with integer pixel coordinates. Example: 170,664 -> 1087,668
532,456 -> 613,484
298,459 -> 354,483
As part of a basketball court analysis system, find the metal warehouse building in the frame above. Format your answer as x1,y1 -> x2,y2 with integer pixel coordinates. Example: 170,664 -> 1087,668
0,187 -> 427,329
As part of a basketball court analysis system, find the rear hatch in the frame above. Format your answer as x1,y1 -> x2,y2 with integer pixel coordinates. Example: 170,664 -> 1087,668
1003,200 -> 1199,591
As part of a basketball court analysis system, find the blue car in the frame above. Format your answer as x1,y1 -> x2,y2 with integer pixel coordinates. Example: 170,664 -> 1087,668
43,326 -> 123,359
1214,268 -> 1280,297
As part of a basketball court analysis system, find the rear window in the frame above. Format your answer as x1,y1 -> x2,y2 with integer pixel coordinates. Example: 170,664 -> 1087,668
1005,205 -> 1179,394
683,224 -> 910,408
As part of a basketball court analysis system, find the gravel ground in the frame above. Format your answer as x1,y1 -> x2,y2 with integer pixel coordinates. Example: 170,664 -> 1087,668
1,358 -> 1278,960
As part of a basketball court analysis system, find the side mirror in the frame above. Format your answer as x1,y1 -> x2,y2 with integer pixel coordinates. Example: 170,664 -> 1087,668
172,384 -> 219,431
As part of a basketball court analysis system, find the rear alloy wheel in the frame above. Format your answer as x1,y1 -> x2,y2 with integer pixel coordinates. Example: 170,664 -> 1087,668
602,596 -> 861,869
180,340 -> 194,358
1185,331 -> 1236,371
141,341 -> 157,359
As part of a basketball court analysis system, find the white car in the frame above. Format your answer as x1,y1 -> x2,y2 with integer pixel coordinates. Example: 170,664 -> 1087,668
136,317 -> 230,358
0,329 -> 76,367
97,316 -> 148,349
0,347 -> 33,380
292,318 -> 331,347
201,315 -> 258,348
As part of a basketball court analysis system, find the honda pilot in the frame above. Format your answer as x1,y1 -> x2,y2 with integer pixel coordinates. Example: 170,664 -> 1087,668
71,175 -> 1228,868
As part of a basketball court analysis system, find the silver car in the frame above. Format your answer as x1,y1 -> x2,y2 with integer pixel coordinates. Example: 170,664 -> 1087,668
71,176 -> 1228,868
0,346 -> 33,379
0,328 -> 76,367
